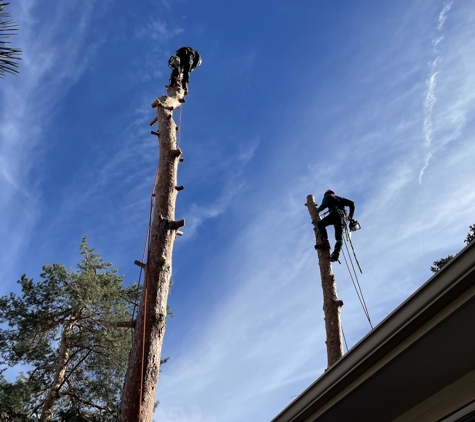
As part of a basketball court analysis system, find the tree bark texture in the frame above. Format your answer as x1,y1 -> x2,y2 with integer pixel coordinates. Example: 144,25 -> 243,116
120,86 -> 186,422
40,318 -> 75,421
305,194 -> 344,368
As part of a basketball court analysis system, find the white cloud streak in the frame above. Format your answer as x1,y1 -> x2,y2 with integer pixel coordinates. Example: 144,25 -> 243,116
183,142 -> 257,238
419,2 -> 452,184
0,0 -> 104,289
437,1 -> 453,31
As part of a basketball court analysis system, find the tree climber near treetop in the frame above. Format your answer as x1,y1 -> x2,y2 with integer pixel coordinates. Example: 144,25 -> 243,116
313,189 -> 356,262
167,46 -> 202,95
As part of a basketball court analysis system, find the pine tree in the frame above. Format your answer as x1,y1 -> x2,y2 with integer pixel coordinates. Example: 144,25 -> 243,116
430,255 -> 454,274
464,224 -> 475,245
0,238 -> 137,421
431,224 -> 475,274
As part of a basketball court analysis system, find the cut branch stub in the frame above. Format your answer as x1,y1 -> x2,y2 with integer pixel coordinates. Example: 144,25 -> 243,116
170,148 -> 182,158
152,94 -> 183,111
169,219 -> 185,230
134,260 -> 146,269
175,186 -> 184,191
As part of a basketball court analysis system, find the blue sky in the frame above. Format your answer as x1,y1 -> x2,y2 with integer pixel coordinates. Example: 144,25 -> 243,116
1,1 -> 475,421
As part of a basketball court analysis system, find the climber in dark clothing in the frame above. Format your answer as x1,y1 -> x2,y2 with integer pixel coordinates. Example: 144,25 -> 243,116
313,189 -> 355,262
168,46 -> 202,95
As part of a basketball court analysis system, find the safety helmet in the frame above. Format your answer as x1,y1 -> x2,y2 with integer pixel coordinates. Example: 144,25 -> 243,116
325,189 -> 335,195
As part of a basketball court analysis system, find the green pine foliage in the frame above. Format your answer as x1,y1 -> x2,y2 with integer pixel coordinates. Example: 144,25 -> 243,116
464,224 -> 475,245
0,373 -> 34,421
0,1 -> 22,78
430,255 -> 454,274
431,224 -> 475,274
0,237 -> 138,421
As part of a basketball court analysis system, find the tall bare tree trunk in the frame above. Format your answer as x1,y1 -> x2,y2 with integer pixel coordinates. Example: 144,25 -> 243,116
120,86 -> 185,422
40,318 -> 75,421
305,194 -> 344,368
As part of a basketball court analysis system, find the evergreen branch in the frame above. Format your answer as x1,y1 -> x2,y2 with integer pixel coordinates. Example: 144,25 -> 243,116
27,365 -> 52,384
56,346 -> 96,393
59,390 -> 115,415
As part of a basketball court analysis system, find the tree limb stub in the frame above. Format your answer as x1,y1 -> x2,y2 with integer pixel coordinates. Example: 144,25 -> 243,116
151,94 -> 184,111
170,148 -> 182,158
169,219 -> 185,230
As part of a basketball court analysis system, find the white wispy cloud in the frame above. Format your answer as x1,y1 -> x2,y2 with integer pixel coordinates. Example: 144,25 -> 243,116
131,18 -> 184,83
0,0 -> 105,290
437,1 -> 453,31
419,1 -> 453,184
157,407 -> 210,422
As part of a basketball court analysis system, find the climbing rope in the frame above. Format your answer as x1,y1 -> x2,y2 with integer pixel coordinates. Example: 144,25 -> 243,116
341,242 -> 373,329
129,165 -> 159,418
341,325 -> 349,352
344,229 -> 363,274
131,167 -> 159,334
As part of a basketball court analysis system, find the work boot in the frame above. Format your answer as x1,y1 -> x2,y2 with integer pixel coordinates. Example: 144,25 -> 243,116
330,251 -> 340,262
315,239 -> 330,250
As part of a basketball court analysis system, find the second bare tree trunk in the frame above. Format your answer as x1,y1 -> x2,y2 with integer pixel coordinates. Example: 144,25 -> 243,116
305,194 -> 343,368
120,86 -> 186,422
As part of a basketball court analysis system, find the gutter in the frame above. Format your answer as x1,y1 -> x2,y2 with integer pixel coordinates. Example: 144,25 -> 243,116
271,240 -> 475,422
